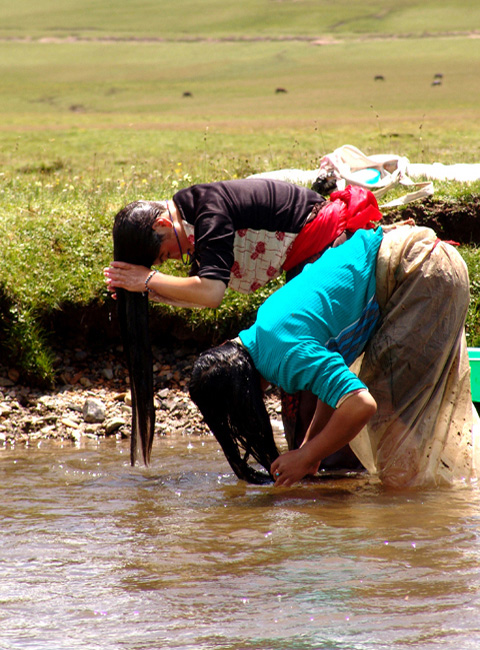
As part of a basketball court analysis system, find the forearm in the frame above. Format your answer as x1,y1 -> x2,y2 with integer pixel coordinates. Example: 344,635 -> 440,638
149,291 -> 212,309
302,391 -> 376,467
301,399 -> 334,445
147,272 -> 226,308
104,261 -> 227,308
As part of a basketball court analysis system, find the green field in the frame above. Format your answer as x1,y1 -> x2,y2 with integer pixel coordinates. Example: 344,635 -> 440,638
1,35 -> 479,186
1,1 -> 479,383
2,0 -> 480,39
1,0 -> 480,174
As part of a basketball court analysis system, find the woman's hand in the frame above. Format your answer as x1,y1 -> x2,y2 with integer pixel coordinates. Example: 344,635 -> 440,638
270,390 -> 376,487
103,261 -> 151,295
270,447 -> 320,487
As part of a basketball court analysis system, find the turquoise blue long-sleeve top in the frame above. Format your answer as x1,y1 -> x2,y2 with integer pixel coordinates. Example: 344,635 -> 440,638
239,227 -> 384,408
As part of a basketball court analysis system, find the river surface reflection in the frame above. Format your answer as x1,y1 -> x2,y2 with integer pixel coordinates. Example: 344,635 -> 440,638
1,433 -> 479,650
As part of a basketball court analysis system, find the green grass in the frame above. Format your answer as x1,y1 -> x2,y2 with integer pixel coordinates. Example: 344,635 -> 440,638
1,1 -> 480,383
1,35 -> 479,185
461,246 -> 480,348
2,0 -> 480,39
1,37 -> 480,129
2,142 -> 479,384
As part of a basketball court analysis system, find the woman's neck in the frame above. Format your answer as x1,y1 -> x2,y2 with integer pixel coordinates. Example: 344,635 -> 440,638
168,200 -> 194,259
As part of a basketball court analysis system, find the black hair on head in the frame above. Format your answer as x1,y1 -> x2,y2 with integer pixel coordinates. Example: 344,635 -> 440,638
189,341 -> 279,484
113,200 -> 166,266
112,200 -> 166,466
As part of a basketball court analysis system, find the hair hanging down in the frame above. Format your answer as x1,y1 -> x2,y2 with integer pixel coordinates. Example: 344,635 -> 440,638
113,200 -> 167,466
189,341 -> 280,484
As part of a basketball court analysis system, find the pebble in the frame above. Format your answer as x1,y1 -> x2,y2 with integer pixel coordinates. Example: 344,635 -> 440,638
105,417 -> 126,435
61,417 -> 80,429
0,344 -> 282,448
102,368 -> 114,381
83,397 -> 106,423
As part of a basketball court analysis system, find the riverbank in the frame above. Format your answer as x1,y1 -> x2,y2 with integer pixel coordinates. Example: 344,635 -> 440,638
0,342 -> 282,448
1,197 -> 478,447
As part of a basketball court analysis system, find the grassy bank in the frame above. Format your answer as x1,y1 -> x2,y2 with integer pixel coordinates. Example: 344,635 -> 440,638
1,1 -> 479,384
1,146 -> 479,385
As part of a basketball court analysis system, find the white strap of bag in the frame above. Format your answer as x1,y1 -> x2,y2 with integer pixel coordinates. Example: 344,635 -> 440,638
379,180 -> 434,208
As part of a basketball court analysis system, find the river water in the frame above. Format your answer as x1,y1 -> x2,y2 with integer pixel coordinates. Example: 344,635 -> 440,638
1,432 -> 480,650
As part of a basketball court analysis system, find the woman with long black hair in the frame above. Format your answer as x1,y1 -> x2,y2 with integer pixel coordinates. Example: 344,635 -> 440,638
111,201 -> 165,464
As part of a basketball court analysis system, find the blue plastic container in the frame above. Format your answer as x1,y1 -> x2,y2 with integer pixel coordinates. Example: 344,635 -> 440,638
468,348 -> 480,402
350,168 -> 381,185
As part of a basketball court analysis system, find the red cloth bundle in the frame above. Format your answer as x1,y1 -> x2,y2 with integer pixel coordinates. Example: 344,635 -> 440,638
283,185 -> 382,272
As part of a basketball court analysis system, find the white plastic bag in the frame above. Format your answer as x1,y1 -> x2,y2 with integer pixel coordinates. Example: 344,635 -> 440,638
318,144 -> 434,207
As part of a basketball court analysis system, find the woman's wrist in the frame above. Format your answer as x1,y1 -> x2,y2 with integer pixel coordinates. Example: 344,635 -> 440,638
145,269 -> 158,293
299,445 -> 322,475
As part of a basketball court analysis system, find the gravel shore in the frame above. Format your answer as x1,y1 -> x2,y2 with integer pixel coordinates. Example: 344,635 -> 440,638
0,343 -> 282,449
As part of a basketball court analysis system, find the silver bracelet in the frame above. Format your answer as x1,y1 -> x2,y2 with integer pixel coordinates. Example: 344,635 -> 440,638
145,270 -> 157,293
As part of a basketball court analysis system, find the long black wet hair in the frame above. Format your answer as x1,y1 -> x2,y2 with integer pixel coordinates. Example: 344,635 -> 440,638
189,341 -> 280,484
113,200 -> 167,465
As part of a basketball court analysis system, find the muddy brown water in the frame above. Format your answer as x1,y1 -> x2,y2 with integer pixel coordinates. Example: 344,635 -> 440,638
1,433 -> 480,650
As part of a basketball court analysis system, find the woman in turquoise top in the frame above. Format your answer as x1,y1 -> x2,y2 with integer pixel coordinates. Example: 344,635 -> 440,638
239,228 -> 382,408
189,224 -> 480,489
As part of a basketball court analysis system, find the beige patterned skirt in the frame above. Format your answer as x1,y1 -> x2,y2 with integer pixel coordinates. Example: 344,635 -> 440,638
350,224 -> 480,487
